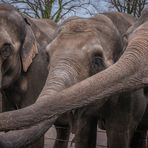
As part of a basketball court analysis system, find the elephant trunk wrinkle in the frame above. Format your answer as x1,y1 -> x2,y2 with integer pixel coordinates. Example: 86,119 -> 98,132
38,59 -> 82,101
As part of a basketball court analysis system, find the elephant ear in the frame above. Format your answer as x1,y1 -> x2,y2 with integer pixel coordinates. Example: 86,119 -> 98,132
21,25 -> 38,72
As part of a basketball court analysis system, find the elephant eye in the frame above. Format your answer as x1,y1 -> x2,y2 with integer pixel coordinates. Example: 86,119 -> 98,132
94,56 -> 103,65
91,52 -> 105,74
92,53 -> 104,67
0,44 -> 12,60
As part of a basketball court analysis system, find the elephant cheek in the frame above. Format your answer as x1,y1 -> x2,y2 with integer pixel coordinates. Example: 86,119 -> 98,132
105,59 -> 113,67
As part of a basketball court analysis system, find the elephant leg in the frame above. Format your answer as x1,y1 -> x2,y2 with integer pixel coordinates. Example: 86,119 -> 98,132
2,95 -> 16,111
53,125 -> 70,148
27,136 -> 44,148
75,117 -> 98,148
130,130 -> 147,148
106,130 -> 130,148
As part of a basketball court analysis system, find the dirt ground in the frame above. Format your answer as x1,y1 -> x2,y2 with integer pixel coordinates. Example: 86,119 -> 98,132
44,127 -> 107,148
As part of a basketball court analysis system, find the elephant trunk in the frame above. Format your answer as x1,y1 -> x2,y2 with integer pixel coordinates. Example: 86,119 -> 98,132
38,57 -> 80,97
0,57 -> 82,147
0,23 -> 147,131
0,117 -> 57,148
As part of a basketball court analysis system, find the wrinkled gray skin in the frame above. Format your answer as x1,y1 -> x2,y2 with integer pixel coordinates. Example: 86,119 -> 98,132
69,13 -> 146,148
0,4 -> 57,148
97,12 -> 147,148
103,12 -> 137,35
0,10 -> 147,148
0,12 -> 135,148
124,11 -> 148,147
50,15 -> 122,148
44,12 -> 136,148
95,14 -> 148,148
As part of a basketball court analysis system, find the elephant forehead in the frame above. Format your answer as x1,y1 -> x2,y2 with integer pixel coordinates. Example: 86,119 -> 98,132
0,10 -> 23,26
60,18 -> 110,36
82,38 -> 103,52
50,32 -> 94,49
61,19 -> 89,32
0,11 -> 26,41
0,27 -> 11,42
0,27 -> 20,50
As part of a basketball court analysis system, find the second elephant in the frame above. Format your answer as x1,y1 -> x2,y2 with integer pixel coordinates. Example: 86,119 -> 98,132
0,4 -> 57,148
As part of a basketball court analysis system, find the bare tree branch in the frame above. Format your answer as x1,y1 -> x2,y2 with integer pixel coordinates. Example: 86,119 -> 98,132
0,0 -> 100,22
107,0 -> 148,17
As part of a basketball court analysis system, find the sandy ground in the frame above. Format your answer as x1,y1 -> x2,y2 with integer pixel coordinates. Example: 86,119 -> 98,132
44,127 -> 107,148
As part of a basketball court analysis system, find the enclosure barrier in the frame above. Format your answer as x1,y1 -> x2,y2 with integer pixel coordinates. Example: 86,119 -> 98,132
45,125 -> 148,148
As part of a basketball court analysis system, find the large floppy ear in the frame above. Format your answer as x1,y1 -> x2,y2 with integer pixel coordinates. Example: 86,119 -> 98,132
21,24 -> 38,72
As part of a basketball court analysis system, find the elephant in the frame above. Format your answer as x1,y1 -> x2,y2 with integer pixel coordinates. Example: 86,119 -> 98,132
125,10 -> 148,147
30,13 -> 125,148
41,12 -> 137,148
94,13 -> 148,147
62,13 -> 139,148
0,4 -> 57,148
0,11 -> 136,148
70,14 -> 146,148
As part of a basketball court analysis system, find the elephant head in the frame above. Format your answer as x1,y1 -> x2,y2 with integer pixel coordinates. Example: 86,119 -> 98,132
0,4 -> 58,148
40,14 -> 126,148
0,4 -> 38,90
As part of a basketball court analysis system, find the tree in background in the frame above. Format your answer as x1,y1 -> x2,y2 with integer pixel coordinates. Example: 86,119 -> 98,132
107,0 -> 148,17
1,0 -> 146,21
0,0 -> 98,22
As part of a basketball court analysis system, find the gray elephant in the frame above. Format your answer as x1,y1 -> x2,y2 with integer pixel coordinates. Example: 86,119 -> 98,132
71,12 -> 138,147
69,13 -> 146,148
0,11 -> 136,148
124,11 -> 148,148
0,4 -> 57,148
45,12 -> 137,148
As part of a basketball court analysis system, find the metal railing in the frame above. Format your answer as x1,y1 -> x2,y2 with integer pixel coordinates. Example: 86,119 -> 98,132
45,126 -> 148,148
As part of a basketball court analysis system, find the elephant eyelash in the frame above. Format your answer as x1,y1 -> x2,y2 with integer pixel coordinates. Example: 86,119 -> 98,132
93,51 -> 103,58
94,55 -> 104,60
